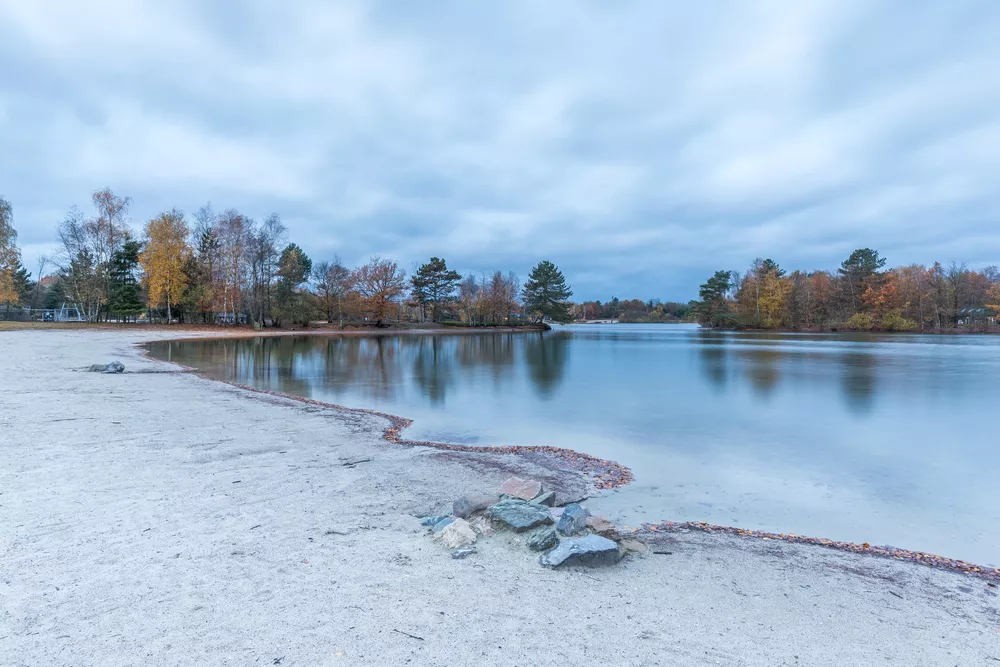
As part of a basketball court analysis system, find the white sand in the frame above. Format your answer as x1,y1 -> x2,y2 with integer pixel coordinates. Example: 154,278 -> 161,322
1,329 -> 998,666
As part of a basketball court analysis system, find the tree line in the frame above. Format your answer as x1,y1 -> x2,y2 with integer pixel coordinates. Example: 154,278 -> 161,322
0,190 -> 574,327
691,248 -> 1000,331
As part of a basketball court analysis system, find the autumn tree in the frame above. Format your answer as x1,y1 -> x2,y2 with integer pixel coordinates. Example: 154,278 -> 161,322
522,260 -> 573,323
410,257 -> 461,322
314,257 -> 352,326
0,196 -> 21,305
353,256 -> 406,327
140,210 -> 191,322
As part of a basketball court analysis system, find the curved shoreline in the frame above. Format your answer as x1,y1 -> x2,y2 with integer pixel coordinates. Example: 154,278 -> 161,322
139,336 -> 1000,584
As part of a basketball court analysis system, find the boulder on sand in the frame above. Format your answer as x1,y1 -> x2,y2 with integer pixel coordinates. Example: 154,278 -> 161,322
453,493 -> 500,519
539,534 -> 621,568
486,499 -> 553,532
88,361 -> 125,373
556,503 -> 589,536
498,477 -> 542,501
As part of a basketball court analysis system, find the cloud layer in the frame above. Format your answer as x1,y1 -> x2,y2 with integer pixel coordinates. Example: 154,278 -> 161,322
2,0 -> 999,299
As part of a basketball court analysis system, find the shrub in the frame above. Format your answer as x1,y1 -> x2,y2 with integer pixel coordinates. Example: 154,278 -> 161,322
881,310 -> 918,332
844,312 -> 875,330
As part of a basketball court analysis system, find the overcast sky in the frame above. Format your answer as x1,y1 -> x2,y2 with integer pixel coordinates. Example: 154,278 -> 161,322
2,1 -> 999,300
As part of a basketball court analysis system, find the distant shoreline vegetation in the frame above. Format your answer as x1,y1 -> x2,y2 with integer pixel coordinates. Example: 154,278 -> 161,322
689,248 -> 1000,333
0,189 -> 576,329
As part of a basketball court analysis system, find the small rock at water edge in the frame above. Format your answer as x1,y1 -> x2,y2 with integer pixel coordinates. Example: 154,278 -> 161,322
556,503 -> 590,536
498,477 -> 543,501
539,534 -> 621,568
486,499 -> 553,532
453,493 -> 500,519
434,518 -> 477,549
585,515 -> 617,538
450,546 -> 477,559
527,527 -> 559,552
420,515 -> 449,527
530,491 -> 557,507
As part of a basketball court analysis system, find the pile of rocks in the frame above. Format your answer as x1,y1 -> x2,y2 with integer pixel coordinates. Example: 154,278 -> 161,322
419,476 -> 647,568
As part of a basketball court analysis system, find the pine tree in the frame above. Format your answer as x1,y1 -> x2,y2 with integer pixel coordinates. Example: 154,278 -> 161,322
410,257 -> 461,322
521,260 -> 573,324
108,238 -> 144,321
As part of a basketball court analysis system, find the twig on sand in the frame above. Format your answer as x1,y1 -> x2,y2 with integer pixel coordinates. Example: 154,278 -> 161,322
393,629 -> 424,641
249,524 -> 262,530
341,457 -> 372,468
888,591 -> 904,599
652,550 -> 673,555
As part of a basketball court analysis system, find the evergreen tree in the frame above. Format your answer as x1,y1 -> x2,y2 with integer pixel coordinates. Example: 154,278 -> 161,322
274,243 -> 313,326
691,270 -> 732,325
410,257 -> 461,322
521,260 -> 573,323
108,238 -> 144,321
12,260 -> 33,305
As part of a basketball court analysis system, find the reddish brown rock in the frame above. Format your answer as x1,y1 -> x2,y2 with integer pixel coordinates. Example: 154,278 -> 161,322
586,515 -> 617,538
453,493 -> 500,519
498,477 -> 543,501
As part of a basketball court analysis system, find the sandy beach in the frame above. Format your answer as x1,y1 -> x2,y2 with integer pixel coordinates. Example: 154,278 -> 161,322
2,329 -> 998,666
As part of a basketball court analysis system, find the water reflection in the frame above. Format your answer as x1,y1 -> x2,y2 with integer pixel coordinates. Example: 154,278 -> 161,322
840,352 -> 877,415
524,332 -> 570,398
153,331 -> 570,404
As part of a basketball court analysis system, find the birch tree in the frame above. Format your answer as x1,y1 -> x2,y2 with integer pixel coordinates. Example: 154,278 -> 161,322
140,210 -> 191,322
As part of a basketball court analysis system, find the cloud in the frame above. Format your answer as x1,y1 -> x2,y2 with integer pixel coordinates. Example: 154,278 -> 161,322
2,0 -> 999,299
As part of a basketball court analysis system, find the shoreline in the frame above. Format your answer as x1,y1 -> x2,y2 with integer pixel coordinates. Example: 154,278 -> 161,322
142,334 -> 999,584
5,327 -> 998,665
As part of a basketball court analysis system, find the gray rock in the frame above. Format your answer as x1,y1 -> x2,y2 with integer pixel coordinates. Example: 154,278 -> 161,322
539,534 -> 621,568
486,499 -> 553,532
527,527 -> 558,551
453,493 -> 500,519
450,546 -> 477,559
420,515 -> 449,527
88,362 -> 125,373
530,491 -> 557,507
556,503 -> 590,536
431,517 -> 455,533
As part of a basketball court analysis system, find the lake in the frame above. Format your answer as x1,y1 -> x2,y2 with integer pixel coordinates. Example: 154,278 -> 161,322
146,324 -> 1000,565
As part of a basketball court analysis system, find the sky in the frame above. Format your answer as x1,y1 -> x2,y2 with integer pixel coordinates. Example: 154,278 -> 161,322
2,1 -> 999,301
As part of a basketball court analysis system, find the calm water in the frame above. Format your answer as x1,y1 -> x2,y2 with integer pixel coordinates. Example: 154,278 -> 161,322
146,325 -> 1000,564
